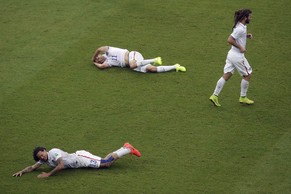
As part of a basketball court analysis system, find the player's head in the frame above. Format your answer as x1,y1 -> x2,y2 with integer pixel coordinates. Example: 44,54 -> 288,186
33,147 -> 47,162
94,55 -> 107,64
233,8 -> 252,29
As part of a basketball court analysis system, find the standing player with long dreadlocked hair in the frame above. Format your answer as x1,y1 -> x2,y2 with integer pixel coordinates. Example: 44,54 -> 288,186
209,9 -> 254,106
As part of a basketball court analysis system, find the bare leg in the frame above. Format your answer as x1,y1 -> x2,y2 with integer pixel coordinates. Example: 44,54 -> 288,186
99,153 -> 119,168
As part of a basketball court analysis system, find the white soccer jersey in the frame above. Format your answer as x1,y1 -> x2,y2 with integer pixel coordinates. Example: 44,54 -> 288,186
37,148 -> 101,169
105,46 -> 129,67
230,22 -> 247,53
224,22 -> 252,76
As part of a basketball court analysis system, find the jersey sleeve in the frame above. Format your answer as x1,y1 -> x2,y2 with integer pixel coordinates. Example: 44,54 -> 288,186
50,148 -> 63,161
231,27 -> 244,40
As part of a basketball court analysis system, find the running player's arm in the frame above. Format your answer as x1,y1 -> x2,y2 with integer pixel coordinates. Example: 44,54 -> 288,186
37,158 -> 65,178
227,35 -> 246,53
92,46 -> 109,62
13,162 -> 42,177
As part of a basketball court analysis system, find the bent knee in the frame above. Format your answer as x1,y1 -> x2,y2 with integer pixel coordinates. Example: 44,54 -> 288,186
223,72 -> 232,81
243,74 -> 252,80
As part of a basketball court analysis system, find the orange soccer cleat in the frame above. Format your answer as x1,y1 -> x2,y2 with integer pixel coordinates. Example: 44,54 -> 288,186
123,142 -> 141,157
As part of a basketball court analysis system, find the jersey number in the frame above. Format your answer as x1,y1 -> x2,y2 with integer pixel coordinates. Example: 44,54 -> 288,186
89,159 -> 97,168
111,55 -> 117,61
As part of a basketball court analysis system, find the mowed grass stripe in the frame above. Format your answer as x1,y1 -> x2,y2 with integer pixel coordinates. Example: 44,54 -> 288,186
0,0 -> 112,102
231,130 -> 291,193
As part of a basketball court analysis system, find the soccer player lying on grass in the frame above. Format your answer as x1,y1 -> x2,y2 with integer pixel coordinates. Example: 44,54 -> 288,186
12,142 -> 141,178
92,46 -> 186,73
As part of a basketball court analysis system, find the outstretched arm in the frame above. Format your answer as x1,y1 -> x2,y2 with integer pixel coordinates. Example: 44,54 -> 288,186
92,46 -> 109,62
37,158 -> 65,178
13,162 -> 42,177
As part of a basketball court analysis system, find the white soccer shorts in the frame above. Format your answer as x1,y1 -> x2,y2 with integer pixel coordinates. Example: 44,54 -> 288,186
75,150 -> 101,168
224,51 -> 252,76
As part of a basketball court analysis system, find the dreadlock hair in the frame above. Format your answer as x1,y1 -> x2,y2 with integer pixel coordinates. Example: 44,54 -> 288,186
232,8 -> 252,29
33,146 -> 46,161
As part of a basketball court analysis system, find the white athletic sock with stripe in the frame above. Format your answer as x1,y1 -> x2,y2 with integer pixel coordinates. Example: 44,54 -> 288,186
157,65 -> 176,72
113,147 -> 130,158
213,77 -> 226,96
137,59 -> 156,67
240,79 -> 249,97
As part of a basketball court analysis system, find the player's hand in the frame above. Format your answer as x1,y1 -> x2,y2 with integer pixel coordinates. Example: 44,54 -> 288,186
37,172 -> 50,178
240,46 -> 246,53
247,33 -> 253,39
12,172 -> 23,177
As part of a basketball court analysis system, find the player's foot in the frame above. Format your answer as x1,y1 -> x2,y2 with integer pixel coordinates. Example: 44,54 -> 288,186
124,142 -> 141,157
209,95 -> 221,107
239,97 -> 254,105
175,64 -> 186,72
154,57 -> 162,65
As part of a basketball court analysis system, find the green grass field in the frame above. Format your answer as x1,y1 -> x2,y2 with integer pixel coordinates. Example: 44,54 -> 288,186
1,0 -> 291,193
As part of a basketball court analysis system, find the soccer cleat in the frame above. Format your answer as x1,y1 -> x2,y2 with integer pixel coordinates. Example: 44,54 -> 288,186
239,97 -> 254,105
124,142 -> 141,157
175,64 -> 186,72
154,57 -> 162,65
209,95 -> 221,107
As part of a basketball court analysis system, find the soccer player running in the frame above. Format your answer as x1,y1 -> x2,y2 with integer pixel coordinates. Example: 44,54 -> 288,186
92,46 -> 186,73
209,9 -> 254,106
12,142 -> 141,178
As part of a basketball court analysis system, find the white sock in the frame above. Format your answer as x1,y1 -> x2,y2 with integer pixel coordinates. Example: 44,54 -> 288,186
240,79 -> 249,97
113,147 -> 130,158
213,77 -> 226,96
157,65 -> 176,72
137,58 -> 156,67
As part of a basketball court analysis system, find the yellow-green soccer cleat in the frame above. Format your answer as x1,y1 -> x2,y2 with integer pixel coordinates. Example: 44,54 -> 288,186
154,57 -> 162,65
239,97 -> 254,105
209,95 -> 221,107
175,64 -> 186,72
